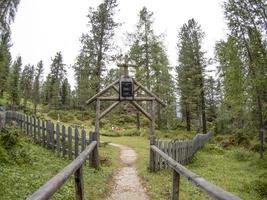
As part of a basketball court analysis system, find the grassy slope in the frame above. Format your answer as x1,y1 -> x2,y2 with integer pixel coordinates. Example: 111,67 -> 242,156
0,136 -> 120,200
101,135 -> 267,200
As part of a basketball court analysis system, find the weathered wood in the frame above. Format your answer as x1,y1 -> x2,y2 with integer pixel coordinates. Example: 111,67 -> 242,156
74,166 -> 84,200
27,141 -> 97,200
68,127 -> 73,160
149,100 -> 156,171
172,169 -> 180,200
37,118 -> 41,142
30,116 -> 32,136
75,127 -> 79,158
86,79 -> 119,104
99,101 -> 120,120
33,117 -> 36,140
62,125 -> 66,157
56,124 -> 60,155
90,132 -> 99,169
133,79 -> 166,107
26,115 -> 29,135
51,122 -> 55,152
41,120 -> 45,146
151,145 -> 241,200
81,129 -> 86,152
46,121 -> 50,149
130,101 -> 152,121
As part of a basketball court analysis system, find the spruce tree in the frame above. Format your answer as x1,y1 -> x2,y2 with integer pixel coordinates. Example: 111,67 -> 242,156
20,64 -> 34,107
33,60 -> 43,114
8,56 -> 22,107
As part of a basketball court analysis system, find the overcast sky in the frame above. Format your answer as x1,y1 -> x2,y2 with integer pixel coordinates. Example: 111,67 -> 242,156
10,0 -> 228,88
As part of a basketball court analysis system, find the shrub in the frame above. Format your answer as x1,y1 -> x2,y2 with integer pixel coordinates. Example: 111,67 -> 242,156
0,125 -> 20,149
0,145 -> 8,162
203,144 -> 224,155
123,129 -> 140,136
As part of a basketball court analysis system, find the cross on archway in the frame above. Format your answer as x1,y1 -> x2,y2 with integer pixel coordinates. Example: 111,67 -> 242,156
86,64 -> 166,169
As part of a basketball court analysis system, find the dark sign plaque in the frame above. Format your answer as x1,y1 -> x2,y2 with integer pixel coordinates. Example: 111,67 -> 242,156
121,81 -> 133,97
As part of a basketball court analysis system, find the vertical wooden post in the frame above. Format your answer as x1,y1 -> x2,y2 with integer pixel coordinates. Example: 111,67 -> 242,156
172,169 -> 180,200
68,127 -> 73,160
37,118 -> 40,142
62,125 -> 66,157
51,122 -> 55,151
74,166 -> 84,200
75,127 -> 79,158
149,99 -> 156,171
89,132 -> 98,169
56,123 -> 60,155
92,98 -> 100,168
30,116 -> 32,136
33,117 -> 36,141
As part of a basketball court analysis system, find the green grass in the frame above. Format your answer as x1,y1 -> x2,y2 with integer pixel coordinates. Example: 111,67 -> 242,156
0,135 -> 120,200
101,135 -> 267,200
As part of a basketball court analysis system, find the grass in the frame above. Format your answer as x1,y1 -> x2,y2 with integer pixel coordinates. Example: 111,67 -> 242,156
101,135 -> 267,200
0,134 -> 120,200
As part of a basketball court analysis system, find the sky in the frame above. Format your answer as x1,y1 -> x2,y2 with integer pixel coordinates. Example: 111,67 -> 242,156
10,0 -> 228,89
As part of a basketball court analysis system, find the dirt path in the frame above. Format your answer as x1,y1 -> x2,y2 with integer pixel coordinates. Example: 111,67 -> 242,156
106,143 -> 149,200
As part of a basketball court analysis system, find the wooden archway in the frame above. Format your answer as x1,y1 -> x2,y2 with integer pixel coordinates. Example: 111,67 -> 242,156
86,64 -> 165,169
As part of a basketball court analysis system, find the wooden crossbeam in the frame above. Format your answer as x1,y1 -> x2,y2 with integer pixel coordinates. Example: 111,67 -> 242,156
99,101 -> 120,120
97,96 -> 156,101
86,79 -> 119,104
133,79 -> 166,107
131,101 -> 152,121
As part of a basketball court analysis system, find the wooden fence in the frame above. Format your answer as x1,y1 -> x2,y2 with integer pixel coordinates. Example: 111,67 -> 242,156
153,132 -> 214,170
5,111 -> 98,167
151,145 -> 242,200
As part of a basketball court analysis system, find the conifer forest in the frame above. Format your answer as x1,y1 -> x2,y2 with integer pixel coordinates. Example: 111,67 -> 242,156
0,0 -> 266,200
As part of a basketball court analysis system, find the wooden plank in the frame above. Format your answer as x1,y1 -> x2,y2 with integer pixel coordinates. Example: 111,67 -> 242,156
74,166 -> 84,200
30,116 -> 33,137
81,129 -> 86,152
172,169 -> 180,200
37,118 -> 40,142
47,121 -> 51,149
27,141 -> 97,200
56,123 -> 60,155
75,127 -> 79,158
151,145 -> 241,200
51,122 -> 55,151
68,127 -> 73,160
99,101 -> 120,120
62,125 -> 66,157
33,117 -> 36,141
42,120 -> 46,146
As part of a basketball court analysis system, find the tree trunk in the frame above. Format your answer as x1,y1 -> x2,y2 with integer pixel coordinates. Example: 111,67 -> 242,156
185,105 -> 191,131
136,111 -> 140,131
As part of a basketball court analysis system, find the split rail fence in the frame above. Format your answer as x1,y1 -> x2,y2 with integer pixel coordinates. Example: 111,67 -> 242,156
153,132 -> 214,170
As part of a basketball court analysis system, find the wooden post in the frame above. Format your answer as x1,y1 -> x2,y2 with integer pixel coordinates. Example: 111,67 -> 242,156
92,98 -> 100,168
172,169 -> 180,200
37,118 -> 40,142
68,127 -> 73,160
89,132 -> 98,169
62,125 -> 66,157
149,100 -> 156,171
74,166 -> 84,200
75,127 -> 79,158
56,124 -> 60,155
51,122 -> 55,151
33,117 -> 36,141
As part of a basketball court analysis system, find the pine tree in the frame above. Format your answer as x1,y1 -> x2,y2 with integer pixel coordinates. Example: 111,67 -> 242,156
176,19 -> 207,133
20,64 -> 34,107
0,32 -> 11,97
33,60 -> 43,114
0,0 -> 20,37
74,0 -> 119,102
47,52 -> 66,108
8,56 -> 22,107
61,78 -> 71,108
224,0 -> 267,157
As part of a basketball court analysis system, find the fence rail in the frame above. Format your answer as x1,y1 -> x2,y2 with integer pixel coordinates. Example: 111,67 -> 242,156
27,141 -> 97,200
151,145 -> 242,200
153,132 -> 214,169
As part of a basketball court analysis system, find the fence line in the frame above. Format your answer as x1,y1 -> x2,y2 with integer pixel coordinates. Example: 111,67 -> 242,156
5,111 -> 93,164
154,132 -> 214,170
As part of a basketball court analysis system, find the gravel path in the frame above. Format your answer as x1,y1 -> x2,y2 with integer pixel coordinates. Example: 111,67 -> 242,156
106,143 -> 149,200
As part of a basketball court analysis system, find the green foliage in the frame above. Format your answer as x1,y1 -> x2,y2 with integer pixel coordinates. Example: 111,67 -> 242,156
233,148 -> 253,161
0,125 -> 32,164
47,110 -> 75,123
249,173 -> 267,198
